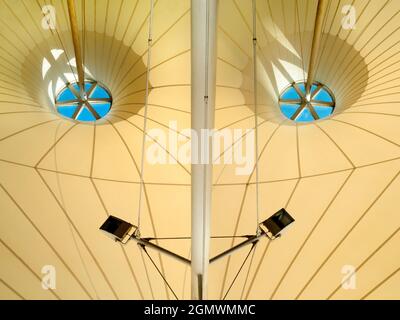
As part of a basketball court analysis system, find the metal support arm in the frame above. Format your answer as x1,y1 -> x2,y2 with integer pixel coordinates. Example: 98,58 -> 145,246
127,230 -> 272,268
130,236 -> 191,265
209,232 -> 272,264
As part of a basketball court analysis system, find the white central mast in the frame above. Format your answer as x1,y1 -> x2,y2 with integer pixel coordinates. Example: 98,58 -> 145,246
191,0 -> 218,300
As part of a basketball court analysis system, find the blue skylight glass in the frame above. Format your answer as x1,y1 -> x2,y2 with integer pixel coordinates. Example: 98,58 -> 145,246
91,86 -> 110,99
297,83 -> 306,93
78,107 -> 96,121
93,103 -> 112,118
55,81 -> 112,122
311,84 -> 318,94
58,88 -> 76,101
281,87 -> 300,100
57,105 -> 76,118
280,104 -> 299,119
314,90 -> 333,103
279,82 -> 335,122
314,105 -> 334,119
297,108 -> 314,122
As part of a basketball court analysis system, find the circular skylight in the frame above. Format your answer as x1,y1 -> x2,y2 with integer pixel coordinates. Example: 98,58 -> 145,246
55,81 -> 112,122
279,82 -> 335,122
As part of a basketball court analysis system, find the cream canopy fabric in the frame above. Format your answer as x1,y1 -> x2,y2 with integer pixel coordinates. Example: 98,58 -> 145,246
0,0 -> 399,300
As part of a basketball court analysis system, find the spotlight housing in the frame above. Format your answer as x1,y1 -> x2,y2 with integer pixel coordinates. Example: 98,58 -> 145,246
259,208 -> 295,238
99,215 -> 137,243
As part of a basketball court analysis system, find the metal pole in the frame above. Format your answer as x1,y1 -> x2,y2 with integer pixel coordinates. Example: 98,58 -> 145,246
191,0 -> 218,300
67,0 -> 85,94
305,0 -> 328,95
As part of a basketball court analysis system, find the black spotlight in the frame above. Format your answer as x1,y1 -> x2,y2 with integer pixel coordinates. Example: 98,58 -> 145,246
100,215 -> 137,243
259,208 -> 295,238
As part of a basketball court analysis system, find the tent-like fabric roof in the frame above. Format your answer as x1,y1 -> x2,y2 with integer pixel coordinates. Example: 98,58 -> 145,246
0,0 -> 399,300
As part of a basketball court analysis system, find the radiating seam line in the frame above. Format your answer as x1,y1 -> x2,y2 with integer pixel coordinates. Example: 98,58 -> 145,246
106,114 -> 191,176
330,118 -> 400,148
109,110 -> 191,139
2,156 -> 400,187
104,0 -> 140,84
343,112 -> 400,118
140,245 -> 178,300
34,123 -> 78,168
0,238 -> 61,300
35,169 -> 119,299
270,170 -> 355,299
327,227 -> 400,299
218,122 -> 285,298
113,5 -> 188,94
114,48 -> 191,102
314,123 -> 356,168
113,103 -> 190,114
0,119 -> 60,143
108,0 -> 160,87
103,117 -> 171,299
240,240 -> 257,300
0,183 -> 94,299
361,267 -> 400,300
0,279 -> 25,300
223,243 -> 257,300
139,247 -> 155,299
218,185 -> 250,299
333,5 -> 400,91
215,119 -> 285,185
295,169 -> 400,299
90,179 -> 145,299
